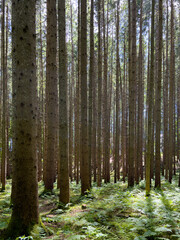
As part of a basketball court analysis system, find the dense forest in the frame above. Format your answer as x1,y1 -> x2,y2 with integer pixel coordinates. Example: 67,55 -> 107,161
0,0 -> 180,239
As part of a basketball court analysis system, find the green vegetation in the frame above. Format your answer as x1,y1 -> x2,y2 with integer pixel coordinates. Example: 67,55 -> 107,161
1,178 -> 179,240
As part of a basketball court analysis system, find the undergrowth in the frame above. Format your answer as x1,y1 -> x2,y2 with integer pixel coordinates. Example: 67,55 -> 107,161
0,177 -> 179,240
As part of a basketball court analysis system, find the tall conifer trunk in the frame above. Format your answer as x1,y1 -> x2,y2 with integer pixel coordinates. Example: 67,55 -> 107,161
115,0 -> 120,183
44,0 -> 57,191
169,0 -> 175,183
137,0 -> 143,184
59,0 -> 70,203
1,0 -> 6,191
97,0 -> 102,187
164,0 -> 169,180
128,0 -> 136,187
146,0 -> 155,194
89,0 -> 94,186
155,0 -> 163,188
74,0 -> 81,184
7,0 -> 39,236
80,0 -> 90,194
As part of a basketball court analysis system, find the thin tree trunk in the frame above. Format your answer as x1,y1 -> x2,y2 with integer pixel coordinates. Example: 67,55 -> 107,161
122,33 -> 126,182
6,5 -> 10,179
39,5 -> 44,183
169,0 -> 175,183
115,0 -> 120,183
137,0 -> 143,185
89,0 -> 94,186
97,0 -> 102,187
69,2 -> 75,181
81,0 -> 90,194
164,0 -> 169,180
128,0 -> 136,187
146,0 -> 155,195
155,0 -> 163,188
74,0 -> 81,184
177,9 -> 180,187
44,0 -> 57,191
59,0 -> 70,203
103,0 -> 110,183
92,60 -> 97,183
1,0 -> 6,191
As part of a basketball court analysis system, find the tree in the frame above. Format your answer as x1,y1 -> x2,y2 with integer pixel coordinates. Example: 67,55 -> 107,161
122,33 -> 127,182
44,0 -> 58,191
146,0 -> 155,195
178,8 -> 180,188
115,0 -> 120,183
69,1 -> 75,182
128,0 -> 136,187
136,0 -> 143,184
59,0 -> 70,203
74,0 -> 81,184
6,5 -> 10,180
37,2 -> 44,182
1,0 -> 7,191
169,0 -> 175,184
155,0 -> 163,188
164,0 -> 169,180
103,0 -> 110,183
97,0 -> 102,187
89,0 -> 94,186
7,0 -> 39,236
81,0 -> 90,194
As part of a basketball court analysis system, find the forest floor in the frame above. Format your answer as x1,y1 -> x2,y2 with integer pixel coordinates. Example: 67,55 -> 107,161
0,177 -> 180,240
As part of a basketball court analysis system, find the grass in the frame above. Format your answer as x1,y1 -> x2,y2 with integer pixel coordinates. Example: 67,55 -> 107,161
0,176 -> 180,240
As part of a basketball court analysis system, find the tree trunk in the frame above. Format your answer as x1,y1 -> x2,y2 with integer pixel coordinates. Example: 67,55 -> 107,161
1,0 -> 6,191
137,0 -> 143,185
169,0 -> 175,183
59,0 -> 70,203
39,4 -> 44,183
177,9 -> 180,187
74,0 -> 81,184
97,0 -> 102,187
69,2 -> 75,181
103,0 -> 110,184
6,5 -> 10,179
115,0 -> 120,183
164,0 -> 169,180
122,34 -> 126,182
128,0 -> 136,187
7,0 -> 39,236
81,0 -> 90,194
146,0 -> 155,195
89,0 -> 94,186
44,0 -> 57,191
155,0 -> 163,188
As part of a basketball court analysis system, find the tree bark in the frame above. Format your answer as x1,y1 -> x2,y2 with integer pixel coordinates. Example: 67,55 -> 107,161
44,0 -> 57,191
115,0 -> 120,183
81,0 -> 90,194
1,0 -> 6,191
89,0 -> 94,186
137,0 -> 143,185
128,0 -> 136,187
146,0 -> 155,194
59,0 -> 70,203
97,0 -> 102,187
155,0 -> 163,188
7,0 -> 39,236
164,0 -> 169,180
169,0 -> 175,183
